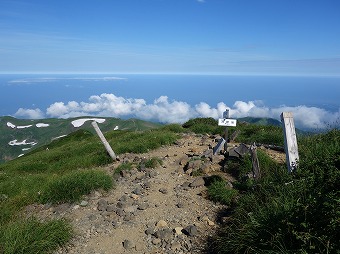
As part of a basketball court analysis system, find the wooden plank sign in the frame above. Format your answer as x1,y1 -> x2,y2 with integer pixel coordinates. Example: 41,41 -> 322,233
281,112 -> 299,172
218,118 -> 237,127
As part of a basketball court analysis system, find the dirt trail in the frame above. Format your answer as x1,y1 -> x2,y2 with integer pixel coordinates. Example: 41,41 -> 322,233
27,133 -> 285,254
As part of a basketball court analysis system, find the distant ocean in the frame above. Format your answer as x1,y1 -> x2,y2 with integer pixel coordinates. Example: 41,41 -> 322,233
1,73 -> 339,119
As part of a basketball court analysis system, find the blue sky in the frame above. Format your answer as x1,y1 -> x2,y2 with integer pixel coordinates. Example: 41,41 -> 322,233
1,0 -> 340,75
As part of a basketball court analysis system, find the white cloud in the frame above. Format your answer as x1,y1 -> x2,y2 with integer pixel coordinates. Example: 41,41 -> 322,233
14,108 -> 44,119
15,93 -> 340,130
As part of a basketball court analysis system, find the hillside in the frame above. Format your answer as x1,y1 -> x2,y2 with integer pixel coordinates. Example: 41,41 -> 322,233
0,119 -> 338,253
0,116 -> 160,163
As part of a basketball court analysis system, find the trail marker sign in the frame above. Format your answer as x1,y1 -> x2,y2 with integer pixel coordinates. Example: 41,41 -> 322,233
218,118 -> 237,127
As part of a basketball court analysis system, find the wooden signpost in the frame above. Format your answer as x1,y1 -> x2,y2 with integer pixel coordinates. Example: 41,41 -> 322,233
281,112 -> 299,172
92,121 -> 117,161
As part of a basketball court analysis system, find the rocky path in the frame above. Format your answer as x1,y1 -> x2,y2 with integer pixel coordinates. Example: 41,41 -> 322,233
26,133 -> 285,254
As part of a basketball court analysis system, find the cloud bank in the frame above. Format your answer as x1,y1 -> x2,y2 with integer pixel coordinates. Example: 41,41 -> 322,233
14,93 -> 340,130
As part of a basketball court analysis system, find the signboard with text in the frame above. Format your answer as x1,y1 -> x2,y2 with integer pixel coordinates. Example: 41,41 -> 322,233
218,118 -> 237,127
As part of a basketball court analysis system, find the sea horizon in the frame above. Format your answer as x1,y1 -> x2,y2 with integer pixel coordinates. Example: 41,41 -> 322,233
1,73 -> 339,130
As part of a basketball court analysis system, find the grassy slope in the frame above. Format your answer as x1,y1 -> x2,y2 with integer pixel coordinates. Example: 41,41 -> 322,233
0,116 -> 161,163
0,126 -> 178,253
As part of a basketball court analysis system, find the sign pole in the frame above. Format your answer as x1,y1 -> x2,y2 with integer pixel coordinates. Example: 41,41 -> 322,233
215,109 -> 237,155
281,112 -> 299,172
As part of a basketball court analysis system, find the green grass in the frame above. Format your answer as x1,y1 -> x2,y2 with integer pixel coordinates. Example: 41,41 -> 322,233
39,169 -> 113,204
210,129 -> 340,254
1,218 -> 72,254
182,117 -> 284,146
207,179 -> 238,206
0,127 -> 179,253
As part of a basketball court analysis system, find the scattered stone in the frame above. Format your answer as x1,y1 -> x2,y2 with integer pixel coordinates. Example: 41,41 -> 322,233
88,214 -> 97,221
171,241 -> 182,251
176,203 -> 184,208
123,239 -> 135,250
130,193 -> 139,200
97,199 -> 108,211
181,181 -> 190,188
189,177 -> 205,187
73,205 -> 80,210
143,181 -> 151,189
183,225 -> 198,236
80,201 -> 88,207
123,205 -> 137,213
116,201 -> 127,209
152,238 -> 161,245
145,228 -> 154,235
154,228 -> 173,239
132,187 -> 142,195
159,188 -> 168,194
137,202 -> 149,210
179,155 -> 189,165
174,227 -> 183,235
106,205 -> 116,212
156,220 -> 168,228
119,195 -> 128,202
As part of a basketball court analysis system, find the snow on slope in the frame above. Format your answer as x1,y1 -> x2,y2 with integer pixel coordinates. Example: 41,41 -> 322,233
8,139 -> 37,146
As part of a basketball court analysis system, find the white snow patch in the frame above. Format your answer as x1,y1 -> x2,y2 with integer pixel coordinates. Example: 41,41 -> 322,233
71,118 -> 106,128
8,139 -> 37,146
22,148 -> 32,151
17,125 -> 32,129
52,135 -> 67,141
114,126 -> 119,130
7,122 -> 16,128
36,123 -> 49,128
18,154 -> 24,157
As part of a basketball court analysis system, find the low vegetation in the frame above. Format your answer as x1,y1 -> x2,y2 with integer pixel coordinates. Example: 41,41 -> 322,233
182,117 -> 284,146
0,117 -> 338,253
209,129 -> 340,254
0,127 -> 178,253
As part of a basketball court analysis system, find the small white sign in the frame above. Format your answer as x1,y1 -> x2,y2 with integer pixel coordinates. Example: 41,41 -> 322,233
218,118 -> 237,127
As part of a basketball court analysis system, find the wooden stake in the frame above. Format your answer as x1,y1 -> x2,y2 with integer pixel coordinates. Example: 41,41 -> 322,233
250,143 -> 261,179
281,112 -> 299,172
91,121 -> 117,161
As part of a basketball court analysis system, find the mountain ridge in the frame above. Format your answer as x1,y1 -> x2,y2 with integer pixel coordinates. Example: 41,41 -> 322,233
0,116 -> 161,163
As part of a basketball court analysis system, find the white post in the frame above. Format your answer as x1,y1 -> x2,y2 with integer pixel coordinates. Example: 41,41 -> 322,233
91,121 -> 117,161
281,112 -> 299,172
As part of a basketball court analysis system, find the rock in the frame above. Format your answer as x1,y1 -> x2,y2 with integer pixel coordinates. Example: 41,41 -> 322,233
152,238 -> 161,245
189,177 -> 205,187
156,220 -> 168,228
181,181 -> 190,188
73,205 -> 80,210
97,199 -> 108,211
80,200 -> 88,207
132,187 -> 142,195
145,228 -> 154,235
120,169 -> 130,178
179,155 -> 189,166
234,143 -> 250,157
159,188 -> 168,194
116,208 -> 124,216
183,225 -> 198,236
106,205 -> 116,212
137,202 -> 149,210
154,228 -> 173,239
176,203 -> 184,208
123,239 -> 135,250
171,241 -> 182,251
123,205 -> 137,213
143,181 -> 151,189
174,227 -> 183,235
119,195 -> 128,202
130,193 -> 139,200
116,201 -> 127,209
